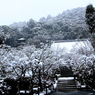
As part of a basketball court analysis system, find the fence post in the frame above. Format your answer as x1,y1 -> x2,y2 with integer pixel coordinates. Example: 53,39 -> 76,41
30,80 -> 33,95
38,87 -> 40,95
46,85 -> 48,95
17,81 -> 20,95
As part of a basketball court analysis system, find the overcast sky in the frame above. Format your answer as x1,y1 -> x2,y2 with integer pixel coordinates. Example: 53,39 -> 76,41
0,0 -> 95,25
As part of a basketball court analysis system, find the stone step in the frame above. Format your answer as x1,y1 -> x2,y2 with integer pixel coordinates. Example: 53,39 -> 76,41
57,88 -> 76,90
57,85 -> 76,88
58,82 -> 76,85
57,86 -> 77,89
57,88 -> 77,92
58,80 -> 74,82
57,85 -> 77,88
57,77 -> 77,92
57,87 -> 77,90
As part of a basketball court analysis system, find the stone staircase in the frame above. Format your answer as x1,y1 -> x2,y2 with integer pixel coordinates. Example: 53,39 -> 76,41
56,77 -> 77,92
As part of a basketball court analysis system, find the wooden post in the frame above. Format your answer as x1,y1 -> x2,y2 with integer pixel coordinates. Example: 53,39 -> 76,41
30,80 -> 33,95
39,69 -> 43,91
17,81 -> 20,95
25,89 -> 26,95
38,87 -> 40,95
46,85 -> 48,95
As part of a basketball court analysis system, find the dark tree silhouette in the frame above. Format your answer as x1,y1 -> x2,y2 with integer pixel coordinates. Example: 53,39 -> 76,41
85,4 -> 95,34
85,4 -> 95,49
0,38 -> 3,45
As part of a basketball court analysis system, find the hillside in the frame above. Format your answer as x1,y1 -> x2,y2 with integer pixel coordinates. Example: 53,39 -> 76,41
0,7 -> 90,47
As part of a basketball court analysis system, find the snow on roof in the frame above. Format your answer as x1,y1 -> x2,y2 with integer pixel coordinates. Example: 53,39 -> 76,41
18,38 -> 25,40
51,40 -> 90,53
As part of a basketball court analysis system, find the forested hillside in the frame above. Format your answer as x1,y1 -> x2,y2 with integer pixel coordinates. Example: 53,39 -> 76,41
0,7 -> 90,47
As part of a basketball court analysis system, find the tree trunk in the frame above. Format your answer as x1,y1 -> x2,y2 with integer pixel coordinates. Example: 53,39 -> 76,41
91,33 -> 95,50
30,80 -> 33,95
39,69 -> 43,91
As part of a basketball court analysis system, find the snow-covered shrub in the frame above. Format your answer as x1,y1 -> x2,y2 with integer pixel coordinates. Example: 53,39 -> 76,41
69,41 -> 95,89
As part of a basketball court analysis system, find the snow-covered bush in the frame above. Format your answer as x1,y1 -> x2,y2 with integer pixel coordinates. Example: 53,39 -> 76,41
69,41 -> 95,89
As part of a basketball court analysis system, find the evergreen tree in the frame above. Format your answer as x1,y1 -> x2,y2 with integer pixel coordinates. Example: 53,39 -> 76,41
85,4 -> 95,34
85,4 -> 95,48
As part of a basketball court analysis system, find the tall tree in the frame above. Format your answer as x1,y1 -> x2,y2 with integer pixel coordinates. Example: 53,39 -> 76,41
27,18 -> 36,28
85,4 -> 95,34
85,4 -> 95,48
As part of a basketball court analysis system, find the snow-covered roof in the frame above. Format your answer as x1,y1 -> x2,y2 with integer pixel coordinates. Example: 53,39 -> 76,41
18,38 -> 25,40
51,40 -> 91,53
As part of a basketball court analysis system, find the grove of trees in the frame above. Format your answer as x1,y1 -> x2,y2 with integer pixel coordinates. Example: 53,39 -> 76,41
0,39 -> 95,94
0,44 -> 68,94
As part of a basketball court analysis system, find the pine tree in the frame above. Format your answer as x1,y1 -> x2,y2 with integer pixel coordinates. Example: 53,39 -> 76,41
85,4 -> 95,34
85,4 -> 95,48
